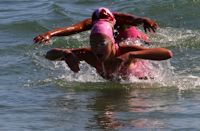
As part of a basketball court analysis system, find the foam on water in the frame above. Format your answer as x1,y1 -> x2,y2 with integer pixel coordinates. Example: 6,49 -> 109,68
151,27 -> 200,48
53,61 -> 105,83
149,27 -> 200,90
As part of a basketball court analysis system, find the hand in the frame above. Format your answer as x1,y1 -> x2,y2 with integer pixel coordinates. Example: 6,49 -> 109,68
45,48 -> 80,72
45,48 -> 65,60
142,18 -> 158,33
33,32 -> 51,45
64,51 -> 80,73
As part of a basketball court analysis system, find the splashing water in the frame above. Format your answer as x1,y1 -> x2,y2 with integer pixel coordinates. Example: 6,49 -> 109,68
31,39 -> 174,85
30,26 -> 200,90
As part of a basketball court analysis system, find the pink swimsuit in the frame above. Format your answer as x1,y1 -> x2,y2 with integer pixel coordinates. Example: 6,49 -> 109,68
90,7 -> 151,79
116,26 -> 149,44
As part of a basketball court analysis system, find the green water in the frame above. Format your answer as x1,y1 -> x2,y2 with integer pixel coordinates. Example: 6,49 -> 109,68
1,0 -> 200,130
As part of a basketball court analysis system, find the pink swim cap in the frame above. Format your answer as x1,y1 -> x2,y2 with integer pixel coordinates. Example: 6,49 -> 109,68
92,7 -> 116,25
90,20 -> 115,44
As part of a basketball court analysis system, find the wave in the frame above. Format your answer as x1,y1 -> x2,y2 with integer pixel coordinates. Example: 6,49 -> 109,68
23,26 -> 200,90
150,27 -> 200,49
28,38 -> 174,88
0,21 -> 49,34
29,57 -> 200,91
2,22 -> 199,90
30,59 -> 200,90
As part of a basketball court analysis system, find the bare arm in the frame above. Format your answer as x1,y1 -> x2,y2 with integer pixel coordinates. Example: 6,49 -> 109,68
128,48 -> 173,61
71,48 -> 98,68
113,12 -> 142,25
118,44 -> 173,61
113,12 -> 158,33
45,47 -> 97,72
33,18 -> 92,44
49,18 -> 92,37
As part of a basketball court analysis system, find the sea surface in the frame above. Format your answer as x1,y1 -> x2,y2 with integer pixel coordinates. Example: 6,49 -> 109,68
1,0 -> 200,130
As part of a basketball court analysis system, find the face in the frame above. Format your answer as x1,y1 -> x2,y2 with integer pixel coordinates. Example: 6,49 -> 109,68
90,34 -> 114,61
92,8 -> 115,25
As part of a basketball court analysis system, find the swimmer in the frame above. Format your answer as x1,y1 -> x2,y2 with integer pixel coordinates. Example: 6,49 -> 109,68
34,7 -> 157,45
34,7 -> 172,80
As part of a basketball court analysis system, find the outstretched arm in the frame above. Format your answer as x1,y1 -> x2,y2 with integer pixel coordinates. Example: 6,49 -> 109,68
118,45 -> 173,61
113,12 -> 158,33
33,18 -> 92,44
45,48 -> 98,72
128,48 -> 173,60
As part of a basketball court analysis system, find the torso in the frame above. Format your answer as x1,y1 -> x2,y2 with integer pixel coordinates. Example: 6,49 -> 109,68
93,49 -> 135,80
88,22 -> 150,80
94,59 -> 151,80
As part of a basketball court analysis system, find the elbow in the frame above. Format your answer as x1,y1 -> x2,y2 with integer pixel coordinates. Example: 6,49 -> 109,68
156,48 -> 173,61
167,50 -> 173,59
163,50 -> 173,60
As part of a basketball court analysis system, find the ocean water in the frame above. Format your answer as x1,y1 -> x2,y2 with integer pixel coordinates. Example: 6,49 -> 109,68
1,0 -> 200,130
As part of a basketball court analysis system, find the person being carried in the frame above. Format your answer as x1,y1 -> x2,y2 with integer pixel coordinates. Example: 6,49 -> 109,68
34,7 -> 172,80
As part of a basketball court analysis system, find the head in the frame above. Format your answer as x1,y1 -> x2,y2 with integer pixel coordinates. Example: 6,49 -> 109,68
90,8 -> 116,61
90,33 -> 116,61
92,7 -> 116,25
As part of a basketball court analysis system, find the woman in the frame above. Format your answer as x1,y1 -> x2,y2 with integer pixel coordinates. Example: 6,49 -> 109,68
34,7 -> 172,80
